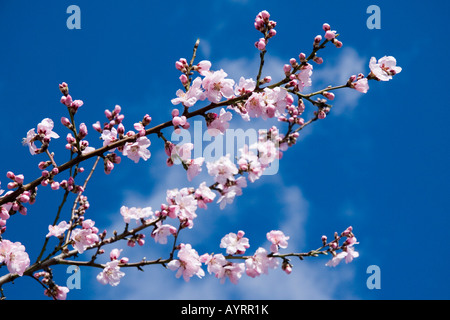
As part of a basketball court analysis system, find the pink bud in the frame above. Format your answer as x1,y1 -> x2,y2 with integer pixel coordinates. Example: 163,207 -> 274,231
61,117 -> 71,127
268,29 -> 276,38
171,109 -> 180,117
104,109 -> 112,120
6,171 -> 15,180
323,92 -> 335,100
51,181 -> 60,190
256,38 -> 266,51
14,174 -> 24,184
299,53 -> 306,62
175,61 -> 184,71
117,123 -> 125,135
260,10 -> 270,20
334,40 -> 343,48
172,116 -> 182,126
322,23 -> 331,31
283,64 -> 291,74
318,110 -> 327,119
92,121 -> 102,133
179,74 -> 188,85
325,30 -> 336,40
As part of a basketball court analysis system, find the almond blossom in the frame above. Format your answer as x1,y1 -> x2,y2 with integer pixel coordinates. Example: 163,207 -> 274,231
167,243 -> 205,282
202,69 -> 235,103
238,145 -> 263,183
200,253 -> 227,279
122,136 -> 151,163
351,77 -> 369,93
296,63 -> 313,92
22,118 -> 60,155
245,247 -> 279,278
151,221 -> 177,244
120,206 -> 154,224
194,182 -> 216,209
266,230 -> 289,253
70,219 -> 100,253
206,108 -> 233,136
96,260 -> 125,286
220,230 -> 250,255
369,56 -> 402,81
45,285 -> 70,300
0,240 -> 30,276
206,154 -> 239,185
186,157 -> 205,181
216,177 -> 247,209
166,187 -> 198,227
171,77 -> 205,107
101,127 -> 118,149
325,247 -> 360,267
234,77 -> 256,96
222,262 -> 246,284
46,221 -> 70,238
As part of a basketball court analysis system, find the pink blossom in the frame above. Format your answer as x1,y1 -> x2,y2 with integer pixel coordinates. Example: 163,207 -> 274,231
220,230 -> 250,255
0,204 -> 10,221
46,221 -> 70,238
217,177 -> 247,209
167,243 -> 205,282
194,182 -> 216,209
200,253 -> 227,279
202,69 -> 235,103
255,38 -> 266,51
101,127 -> 118,149
120,206 -> 154,224
351,77 -> 369,93
96,260 -> 125,286
122,136 -> 151,163
243,87 -> 290,120
186,157 -> 205,181
169,142 -> 193,164
324,30 -> 336,40
251,139 -> 278,168
234,77 -> 256,96
266,230 -> 289,253
206,154 -> 239,185
245,247 -> 278,278
223,262 -> 246,284
244,92 -> 265,119
166,187 -> 198,227
37,118 -> 60,140
207,108 -> 232,136
237,145 -> 263,183
369,56 -> 402,81
296,63 -> 313,92
70,220 -> 100,253
196,60 -> 212,76
22,118 -> 60,155
171,77 -> 205,107
45,285 -> 70,300
0,239 -> 30,276
110,248 -> 123,261
325,247 -> 359,267
151,221 -> 177,244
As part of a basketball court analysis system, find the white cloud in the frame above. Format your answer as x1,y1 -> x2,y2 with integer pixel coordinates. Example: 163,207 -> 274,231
92,169 -> 359,300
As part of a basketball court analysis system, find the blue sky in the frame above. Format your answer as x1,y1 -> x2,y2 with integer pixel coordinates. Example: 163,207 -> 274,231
0,0 -> 449,300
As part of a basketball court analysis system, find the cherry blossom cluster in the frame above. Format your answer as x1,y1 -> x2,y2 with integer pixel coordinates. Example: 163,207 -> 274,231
0,10 -> 402,299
